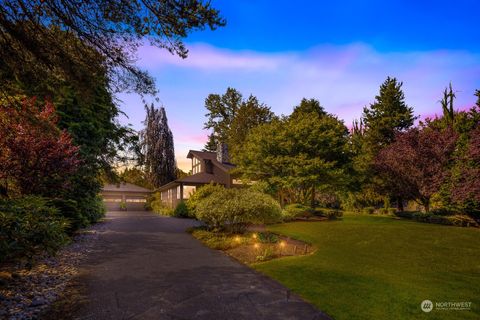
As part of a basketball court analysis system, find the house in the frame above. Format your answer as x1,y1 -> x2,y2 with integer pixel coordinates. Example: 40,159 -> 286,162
101,182 -> 153,211
157,144 -> 237,207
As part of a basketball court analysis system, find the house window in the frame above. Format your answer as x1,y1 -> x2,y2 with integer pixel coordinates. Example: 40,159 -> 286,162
205,160 -> 213,174
192,156 -> 201,174
177,186 -> 181,199
183,186 -> 196,199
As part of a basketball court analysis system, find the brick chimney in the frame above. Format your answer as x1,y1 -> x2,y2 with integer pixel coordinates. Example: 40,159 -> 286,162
216,142 -> 229,163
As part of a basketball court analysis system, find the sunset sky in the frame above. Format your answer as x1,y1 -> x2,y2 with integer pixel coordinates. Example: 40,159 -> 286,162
116,1 -> 480,171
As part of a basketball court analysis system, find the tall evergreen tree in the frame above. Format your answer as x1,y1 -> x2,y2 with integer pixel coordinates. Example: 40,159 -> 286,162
140,105 -> 176,188
363,77 -> 415,150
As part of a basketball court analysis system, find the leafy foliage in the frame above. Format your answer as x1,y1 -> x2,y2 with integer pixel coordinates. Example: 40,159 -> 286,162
173,201 -> 190,218
194,188 -> 282,233
374,126 -> 458,212
282,204 -> 313,221
236,102 -> 351,207
0,0 -> 225,95
119,167 -> 153,190
150,192 -> 174,216
0,99 -> 80,197
186,183 -> 224,214
203,87 -> 275,159
0,196 -> 69,262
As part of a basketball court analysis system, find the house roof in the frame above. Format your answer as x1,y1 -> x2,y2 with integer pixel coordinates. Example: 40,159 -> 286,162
186,150 -> 235,172
156,172 -> 226,191
102,183 -> 153,193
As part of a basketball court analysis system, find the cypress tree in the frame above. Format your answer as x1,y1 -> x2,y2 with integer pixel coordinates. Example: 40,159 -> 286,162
140,104 -> 176,188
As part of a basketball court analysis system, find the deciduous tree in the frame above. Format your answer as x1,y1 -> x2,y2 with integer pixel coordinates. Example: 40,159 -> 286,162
374,126 -> 458,212
236,102 -> 350,207
0,99 -> 80,196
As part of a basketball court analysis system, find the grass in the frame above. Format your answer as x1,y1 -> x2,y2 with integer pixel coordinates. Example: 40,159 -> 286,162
254,214 -> 480,320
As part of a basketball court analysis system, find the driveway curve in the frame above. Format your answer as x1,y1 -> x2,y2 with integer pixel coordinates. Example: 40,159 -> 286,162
72,211 -> 330,320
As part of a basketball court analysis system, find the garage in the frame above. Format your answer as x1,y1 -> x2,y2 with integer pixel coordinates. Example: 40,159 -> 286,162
101,183 -> 153,211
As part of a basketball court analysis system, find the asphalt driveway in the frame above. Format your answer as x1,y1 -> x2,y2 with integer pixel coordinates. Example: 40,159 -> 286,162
72,211 -> 329,320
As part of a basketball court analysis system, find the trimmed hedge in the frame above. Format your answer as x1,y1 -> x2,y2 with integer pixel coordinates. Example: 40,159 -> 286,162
195,188 -> 282,233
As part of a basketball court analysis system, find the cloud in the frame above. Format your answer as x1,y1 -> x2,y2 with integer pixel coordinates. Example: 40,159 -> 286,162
118,42 -> 480,171
137,43 -> 289,71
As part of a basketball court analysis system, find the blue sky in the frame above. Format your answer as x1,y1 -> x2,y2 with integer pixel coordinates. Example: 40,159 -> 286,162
117,1 -> 480,170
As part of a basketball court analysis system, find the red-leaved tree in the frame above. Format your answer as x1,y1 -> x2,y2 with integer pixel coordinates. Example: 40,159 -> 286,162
0,98 -> 80,196
374,126 -> 458,212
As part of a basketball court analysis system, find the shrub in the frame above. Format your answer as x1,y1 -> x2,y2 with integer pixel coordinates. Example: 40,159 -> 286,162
258,232 -> 279,243
189,227 -> 241,250
363,207 -> 375,214
394,211 -> 415,219
282,203 -> 312,221
430,208 -> 454,216
256,247 -> 276,262
311,208 -> 326,216
75,195 -> 105,224
47,198 -> 87,233
378,208 -> 389,215
173,201 -> 190,218
325,209 -> 343,219
387,208 -> 397,215
195,188 -> 282,233
186,183 -> 224,214
394,211 -> 478,227
150,192 -> 174,216
447,215 -> 478,227
0,197 -> 69,262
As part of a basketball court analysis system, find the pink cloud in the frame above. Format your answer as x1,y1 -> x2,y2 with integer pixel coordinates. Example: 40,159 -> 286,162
137,43 -> 289,71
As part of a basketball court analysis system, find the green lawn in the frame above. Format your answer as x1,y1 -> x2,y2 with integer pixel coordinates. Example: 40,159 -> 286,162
254,214 -> 480,320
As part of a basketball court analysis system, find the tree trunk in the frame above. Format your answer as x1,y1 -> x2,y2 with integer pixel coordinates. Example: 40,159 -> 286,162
396,197 -> 404,212
423,198 -> 430,212
310,185 -> 315,209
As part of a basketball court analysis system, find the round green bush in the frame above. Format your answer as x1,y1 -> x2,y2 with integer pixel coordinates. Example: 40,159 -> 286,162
194,188 -> 282,233
186,183 -> 224,214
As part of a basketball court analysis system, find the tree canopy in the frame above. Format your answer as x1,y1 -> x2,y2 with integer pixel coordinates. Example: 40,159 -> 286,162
0,0 -> 225,96
374,126 -> 458,212
203,87 -> 275,160
236,100 -> 350,206
0,99 -> 80,197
